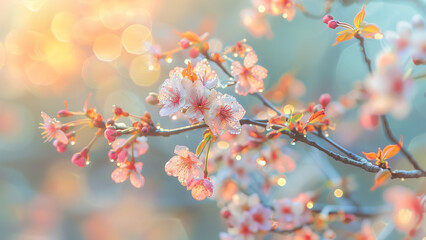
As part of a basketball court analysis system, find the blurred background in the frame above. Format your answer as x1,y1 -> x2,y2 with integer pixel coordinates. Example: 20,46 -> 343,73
0,0 -> 425,239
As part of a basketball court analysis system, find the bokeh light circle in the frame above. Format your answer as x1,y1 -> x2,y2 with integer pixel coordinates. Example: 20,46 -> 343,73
129,55 -> 160,86
93,33 -> 122,62
121,24 -> 152,54
51,12 -> 76,43
99,1 -> 128,30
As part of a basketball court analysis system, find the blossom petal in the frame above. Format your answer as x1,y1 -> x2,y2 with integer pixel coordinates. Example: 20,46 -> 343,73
361,24 -> 383,39
130,171 -> 145,188
55,130 -> 69,144
244,51 -> 258,68
111,167 -> 129,183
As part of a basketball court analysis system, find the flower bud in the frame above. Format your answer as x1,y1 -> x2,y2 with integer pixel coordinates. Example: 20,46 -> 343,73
189,47 -> 200,58
145,93 -> 159,105
180,38 -> 190,49
328,20 -> 338,29
53,139 -> 67,153
141,126 -> 149,135
322,15 -> 334,24
104,126 -> 117,144
71,152 -> 86,168
319,93 -> 331,109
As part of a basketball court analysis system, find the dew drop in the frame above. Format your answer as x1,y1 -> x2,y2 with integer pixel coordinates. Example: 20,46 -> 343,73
290,141 -> 296,146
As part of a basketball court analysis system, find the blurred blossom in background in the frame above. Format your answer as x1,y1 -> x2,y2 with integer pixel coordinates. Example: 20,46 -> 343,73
0,0 -> 425,239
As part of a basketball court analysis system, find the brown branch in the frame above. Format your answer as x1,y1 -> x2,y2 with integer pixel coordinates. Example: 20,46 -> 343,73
380,115 -> 425,172
142,118 -> 426,179
355,34 -> 372,74
315,130 -> 365,162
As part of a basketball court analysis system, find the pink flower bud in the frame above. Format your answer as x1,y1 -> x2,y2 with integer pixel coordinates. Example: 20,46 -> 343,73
189,47 -> 200,58
114,106 -> 123,116
319,93 -> 331,109
180,38 -> 190,49
328,20 -> 338,29
141,127 -> 149,135
53,139 -> 67,153
71,152 -> 86,168
322,15 -> 334,24
104,127 -> 117,144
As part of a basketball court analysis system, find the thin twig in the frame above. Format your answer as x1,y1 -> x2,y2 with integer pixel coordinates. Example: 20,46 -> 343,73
355,34 -> 372,74
380,115 -> 425,172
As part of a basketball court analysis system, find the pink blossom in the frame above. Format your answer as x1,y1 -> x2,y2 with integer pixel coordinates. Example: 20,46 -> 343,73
187,177 -> 214,201
185,81 -> 217,122
262,142 -> 295,173
249,204 -> 272,231
231,51 -> 267,95
165,145 -> 203,186
169,61 -> 218,89
228,212 -> 257,240
193,60 -> 219,89
205,94 -> 246,135
111,137 -> 149,164
293,226 -> 319,240
111,161 -> 145,188
364,51 -> 413,118
158,74 -> 191,117
241,8 -> 273,38
40,112 -> 68,144
384,186 -> 424,235
273,195 -> 312,230
270,0 -> 296,21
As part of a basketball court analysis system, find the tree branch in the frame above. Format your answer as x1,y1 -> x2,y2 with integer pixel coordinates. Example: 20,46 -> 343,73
142,118 -> 426,179
380,115 -> 425,172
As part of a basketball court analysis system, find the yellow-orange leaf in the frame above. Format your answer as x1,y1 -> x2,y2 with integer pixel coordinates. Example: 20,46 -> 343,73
382,137 -> 403,160
308,110 -> 325,123
361,24 -> 382,39
333,31 -> 355,46
362,152 -> 377,160
354,4 -> 365,29
370,169 -> 391,191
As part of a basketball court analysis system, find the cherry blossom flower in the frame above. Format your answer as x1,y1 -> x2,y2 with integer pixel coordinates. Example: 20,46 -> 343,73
386,15 -> 426,65
165,145 -> 203,186
249,204 -> 272,231
185,81 -> 217,122
364,51 -> 413,118
111,137 -> 149,164
293,226 -> 320,240
40,112 -> 68,144
111,161 -> 145,188
228,212 -> 258,240
384,186 -> 425,236
193,60 -> 219,89
169,61 -> 219,89
205,94 -> 246,135
240,8 -> 273,38
158,73 -> 191,117
273,195 -> 312,230
231,51 -> 268,95
187,177 -> 214,200
271,0 -> 296,21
